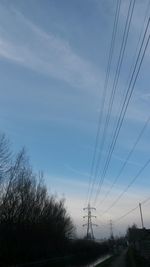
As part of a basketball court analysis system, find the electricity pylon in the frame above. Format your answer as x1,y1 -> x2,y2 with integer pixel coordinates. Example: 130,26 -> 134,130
109,219 -> 114,239
83,203 -> 97,240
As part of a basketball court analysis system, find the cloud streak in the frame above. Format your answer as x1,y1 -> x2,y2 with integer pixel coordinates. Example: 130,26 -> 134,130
0,5 -> 102,91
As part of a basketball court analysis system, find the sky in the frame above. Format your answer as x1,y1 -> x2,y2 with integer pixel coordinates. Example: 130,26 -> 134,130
0,0 -> 150,239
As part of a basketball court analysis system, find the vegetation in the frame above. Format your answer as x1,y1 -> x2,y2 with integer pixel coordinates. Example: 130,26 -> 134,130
126,225 -> 150,267
0,133 -> 111,266
0,133 -> 74,265
69,239 -> 110,265
126,247 -> 150,267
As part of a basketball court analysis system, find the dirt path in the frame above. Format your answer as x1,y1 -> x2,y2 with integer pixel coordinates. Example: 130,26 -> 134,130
111,249 -> 127,267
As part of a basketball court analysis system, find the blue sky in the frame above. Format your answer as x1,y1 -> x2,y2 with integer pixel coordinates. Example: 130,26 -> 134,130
0,0 -> 150,238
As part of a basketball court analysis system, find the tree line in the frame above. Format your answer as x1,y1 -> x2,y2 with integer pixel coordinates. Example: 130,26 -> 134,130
0,133 -> 112,267
0,133 -> 74,265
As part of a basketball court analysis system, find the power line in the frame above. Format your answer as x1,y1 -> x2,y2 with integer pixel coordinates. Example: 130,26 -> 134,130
94,0 -> 150,206
98,0 -> 150,206
85,0 -> 121,205
114,196 -> 150,223
115,205 -> 138,223
102,156 -> 150,216
89,0 -> 135,203
93,16 -> 150,205
90,0 -> 136,203
99,115 -> 150,206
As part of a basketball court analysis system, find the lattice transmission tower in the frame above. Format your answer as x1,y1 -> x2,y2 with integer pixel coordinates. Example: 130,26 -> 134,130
83,203 -> 97,240
109,219 -> 114,239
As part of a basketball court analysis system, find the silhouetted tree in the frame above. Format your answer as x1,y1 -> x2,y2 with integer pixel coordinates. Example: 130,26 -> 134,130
0,144 -> 74,264
127,224 -> 138,243
0,133 -> 11,183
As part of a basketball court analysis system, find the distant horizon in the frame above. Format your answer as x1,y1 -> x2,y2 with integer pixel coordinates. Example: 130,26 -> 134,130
0,0 -> 150,239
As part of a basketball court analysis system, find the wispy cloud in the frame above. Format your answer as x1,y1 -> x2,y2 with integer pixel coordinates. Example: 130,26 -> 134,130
65,164 -> 90,178
0,3 -> 149,127
0,5 -> 102,91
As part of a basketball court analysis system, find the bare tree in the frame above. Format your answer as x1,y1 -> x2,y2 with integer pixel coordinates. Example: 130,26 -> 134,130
0,145 -> 74,264
0,133 -> 11,182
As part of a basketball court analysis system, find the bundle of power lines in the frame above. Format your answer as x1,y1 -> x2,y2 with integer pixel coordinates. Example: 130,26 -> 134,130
84,0 -> 150,228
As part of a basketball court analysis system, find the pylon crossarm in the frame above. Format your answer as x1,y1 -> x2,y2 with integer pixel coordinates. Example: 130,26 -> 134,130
83,207 -> 96,210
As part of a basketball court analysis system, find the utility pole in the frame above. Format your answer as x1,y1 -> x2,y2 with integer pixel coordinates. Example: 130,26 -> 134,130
109,219 -> 114,239
83,203 -> 97,240
139,203 -> 144,229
